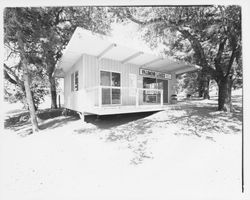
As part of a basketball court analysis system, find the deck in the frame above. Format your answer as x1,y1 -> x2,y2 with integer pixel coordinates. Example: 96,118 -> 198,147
84,104 -> 169,115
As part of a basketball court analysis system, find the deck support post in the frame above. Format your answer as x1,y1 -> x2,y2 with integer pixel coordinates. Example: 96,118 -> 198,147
95,115 -> 100,121
161,90 -> 163,107
78,112 -> 85,123
136,88 -> 139,107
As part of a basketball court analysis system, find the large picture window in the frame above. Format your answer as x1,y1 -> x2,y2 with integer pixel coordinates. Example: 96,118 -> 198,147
100,71 -> 121,105
143,77 -> 168,104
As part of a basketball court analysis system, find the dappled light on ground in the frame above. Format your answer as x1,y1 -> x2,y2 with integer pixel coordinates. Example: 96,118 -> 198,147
39,116 -> 79,130
1,96 -> 242,199
4,108 -> 78,136
69,97 -> 242,164
4,97 -> 242,164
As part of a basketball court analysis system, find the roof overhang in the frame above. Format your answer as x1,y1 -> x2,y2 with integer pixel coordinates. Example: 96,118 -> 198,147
52,68 -> 65,78
55,27 -> 200,77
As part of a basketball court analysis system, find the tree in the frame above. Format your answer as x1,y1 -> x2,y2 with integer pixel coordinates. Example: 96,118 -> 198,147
4,62 -> 49,110
33,7 -> 113,109
176,71 -> 200,96
4,7 -> 113,111
4,8 -> 46,132
112,6 -> 242,112
4,7 -> 113,113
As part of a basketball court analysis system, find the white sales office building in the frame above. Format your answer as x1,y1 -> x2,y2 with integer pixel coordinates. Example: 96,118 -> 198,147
54,27 -> 199,117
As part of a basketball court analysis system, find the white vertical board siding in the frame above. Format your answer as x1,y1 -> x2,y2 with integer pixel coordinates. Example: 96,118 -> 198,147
83,54 -> 99,88
83,54 -> 99,106
64,53 -> 175,111
64,55 -> 85,112
64,73 -> 70,108
82,54 -> 178,107
83,53 -> 142,106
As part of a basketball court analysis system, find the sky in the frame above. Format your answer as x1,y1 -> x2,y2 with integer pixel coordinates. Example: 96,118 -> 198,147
110,22 -> 164,56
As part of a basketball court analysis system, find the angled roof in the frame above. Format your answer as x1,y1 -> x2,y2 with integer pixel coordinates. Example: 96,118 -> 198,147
55,27 -> 200,76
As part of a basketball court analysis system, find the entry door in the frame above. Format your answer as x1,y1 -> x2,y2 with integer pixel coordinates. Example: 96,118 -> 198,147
157,79 -> 168,104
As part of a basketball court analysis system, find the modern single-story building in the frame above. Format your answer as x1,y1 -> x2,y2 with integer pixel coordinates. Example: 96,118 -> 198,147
54,27 -> 199,118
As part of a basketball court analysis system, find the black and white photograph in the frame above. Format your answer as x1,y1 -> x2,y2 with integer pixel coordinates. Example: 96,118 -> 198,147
0,1 -> 248,199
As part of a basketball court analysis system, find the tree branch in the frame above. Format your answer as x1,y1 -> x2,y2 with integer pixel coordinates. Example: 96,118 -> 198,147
214,37 -> 227,76
4,70 -> 18,85
125,8 -> 166,26
5,43 -> 20,54
225,47 -> 237,77
215,37 -> 227,65
4,63 -> 24,88
125,8 -> 216,76
54,8 -> 64,26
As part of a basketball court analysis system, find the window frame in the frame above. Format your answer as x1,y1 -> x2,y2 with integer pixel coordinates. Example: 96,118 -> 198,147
71,70 -> 79,92
100,70 -> 122,105
71,73 -> 74,92
142,77 -> 168,104
74,71 -> 79,91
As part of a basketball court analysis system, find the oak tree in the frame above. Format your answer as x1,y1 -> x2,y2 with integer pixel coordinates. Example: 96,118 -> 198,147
112,6 -> 242,111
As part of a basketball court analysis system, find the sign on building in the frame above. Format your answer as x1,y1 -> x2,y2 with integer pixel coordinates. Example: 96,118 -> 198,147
139,68 -> 172,80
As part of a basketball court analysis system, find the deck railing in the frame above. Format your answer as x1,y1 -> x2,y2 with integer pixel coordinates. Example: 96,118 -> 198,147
85,86 -> 163,108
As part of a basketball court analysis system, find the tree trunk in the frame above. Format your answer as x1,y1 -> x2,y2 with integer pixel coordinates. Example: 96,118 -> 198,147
218,76 -> 234,112
203,77 -> 210,99
198,82 -> 203,97
16,31 -> 39,133
23,65 -> 39,132
31,91 -> 38,111
198,75 -> 210,99
49,73 -> 57,109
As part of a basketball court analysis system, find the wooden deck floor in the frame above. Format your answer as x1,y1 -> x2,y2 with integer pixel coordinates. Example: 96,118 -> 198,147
84,105 -> 169,115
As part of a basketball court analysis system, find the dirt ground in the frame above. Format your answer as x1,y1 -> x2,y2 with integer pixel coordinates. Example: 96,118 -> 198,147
1,94 -> 244,200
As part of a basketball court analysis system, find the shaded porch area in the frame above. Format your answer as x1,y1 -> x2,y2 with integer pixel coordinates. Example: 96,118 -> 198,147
84,85 -> 168,115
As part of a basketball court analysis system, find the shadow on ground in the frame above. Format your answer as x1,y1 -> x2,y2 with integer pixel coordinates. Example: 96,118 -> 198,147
39,116 -> 79,130
4,108 -> 80,136
84,111 -> 159,129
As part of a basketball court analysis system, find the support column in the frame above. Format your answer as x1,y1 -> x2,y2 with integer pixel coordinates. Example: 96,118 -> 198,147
160,90 -> 163,106
168,72 -> 177,102
136,88 -> 139,107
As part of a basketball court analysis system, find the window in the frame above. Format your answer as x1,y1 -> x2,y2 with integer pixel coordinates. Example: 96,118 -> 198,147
101,71 -> 111,86
143,77 -> 167,104
111,72 -> 120,87
74,71 -> 79,91
71,73 -> 74,92
71,71 -> 79,92
100,71 -> 121,105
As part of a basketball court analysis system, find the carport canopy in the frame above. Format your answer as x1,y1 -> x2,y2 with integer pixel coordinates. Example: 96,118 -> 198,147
54,27 -> 200,77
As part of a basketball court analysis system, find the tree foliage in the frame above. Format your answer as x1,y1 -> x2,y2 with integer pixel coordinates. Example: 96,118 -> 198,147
176,72 -> 200,96
4,7 -> 113,132
38,7 -> 113,108
111,5 -> 242,111
4,62 -> 49,110
4,7 -> 113,109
